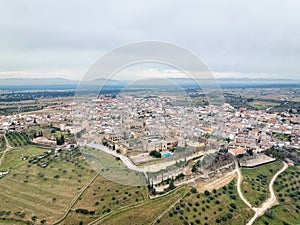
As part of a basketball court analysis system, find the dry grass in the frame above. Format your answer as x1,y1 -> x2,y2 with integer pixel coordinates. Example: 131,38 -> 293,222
99,187 -> 188,225
197,171 -> 236,193
62,176 -> 148,225
0,153 -> 95,224
159,180 -> 253,225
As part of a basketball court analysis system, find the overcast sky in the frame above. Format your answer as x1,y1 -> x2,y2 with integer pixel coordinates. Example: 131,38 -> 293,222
0,0 -> 299,80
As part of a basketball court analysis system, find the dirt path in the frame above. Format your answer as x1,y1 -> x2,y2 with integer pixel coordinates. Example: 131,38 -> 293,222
235,159 -> 288,225
246,161 -> 288,225
0,134 -> 12,167
53,173 -> 99,225
84,145 -> 289,225
197,169 -> 236,192
235,160 -> 256,211
150,189 -> 188,225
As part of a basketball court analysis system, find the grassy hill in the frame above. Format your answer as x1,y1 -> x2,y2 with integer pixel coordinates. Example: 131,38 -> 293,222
0,148 -> 95,224
254,166 -> 300,225
241,160 -> 284,207
158,180 -> 253,225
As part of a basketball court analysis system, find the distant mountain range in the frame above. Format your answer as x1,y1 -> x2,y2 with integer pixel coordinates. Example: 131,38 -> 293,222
0,77 -> 299,89
0,78 -> 125,87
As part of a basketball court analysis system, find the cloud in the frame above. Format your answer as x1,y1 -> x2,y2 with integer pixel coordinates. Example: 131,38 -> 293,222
0,0 -> 299,79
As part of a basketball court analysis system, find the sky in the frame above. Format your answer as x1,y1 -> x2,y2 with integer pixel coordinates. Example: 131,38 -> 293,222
0,0 -> 299,80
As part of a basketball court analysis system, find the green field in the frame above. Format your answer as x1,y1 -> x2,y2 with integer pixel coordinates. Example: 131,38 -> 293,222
0,145 -> 50,171
241,160 -> 284,207
0,148 -> 96,224
0,145 -> 150,225
81,146 -> 147,186
158,180 -> 253,225
0,143 -> 293,225
25,125 -> 75,143
254,166 -> 300,225
59,146 -> 189,225
248,100 -> 280,110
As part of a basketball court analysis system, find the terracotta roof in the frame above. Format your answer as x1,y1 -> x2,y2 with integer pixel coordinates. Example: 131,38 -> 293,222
230,148 -> 245,155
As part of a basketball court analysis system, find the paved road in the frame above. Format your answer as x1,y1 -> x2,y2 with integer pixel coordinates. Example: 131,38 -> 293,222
88,144 -> 289,225
87,143 -> 184,173
87,143 -> 150,182
87,143 -> 144,172
87,143 -> 215,174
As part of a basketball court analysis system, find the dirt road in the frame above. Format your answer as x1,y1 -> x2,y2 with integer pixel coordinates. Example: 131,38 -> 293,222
246,161 -> 288,225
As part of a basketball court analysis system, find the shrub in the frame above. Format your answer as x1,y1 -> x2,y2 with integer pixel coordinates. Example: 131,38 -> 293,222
190,187 -> 197,193
265,209 -> 274,219
149,150 -> 161,158
222,215 -> 227,221
230,203 -> 236,209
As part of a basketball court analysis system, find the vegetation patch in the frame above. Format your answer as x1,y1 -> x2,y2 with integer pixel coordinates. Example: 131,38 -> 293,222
99,187 -> 188,225
5,132 -> 31,147
0,145 -> 49,171
241,160 -> 284,207
248,100 -> 280,110
0,148 -> 95,224
255,166 -> 300,225
0,136 -> 6,152
62,176 -> 147,224
158,180 -> 253,225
